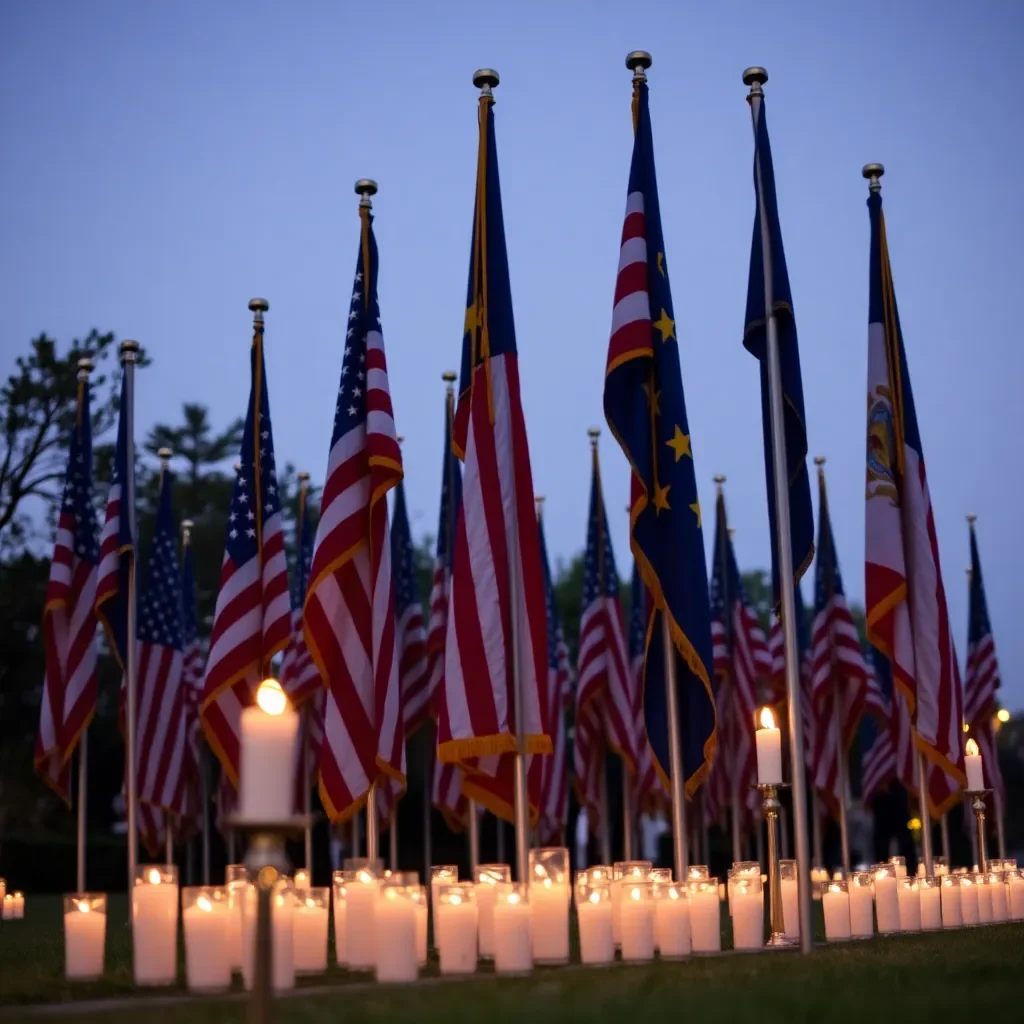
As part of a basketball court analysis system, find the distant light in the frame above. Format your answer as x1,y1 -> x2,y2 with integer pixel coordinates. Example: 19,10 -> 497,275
997,709 -> 1011,724
962,722 -> 971,733
907,817 -> 922,832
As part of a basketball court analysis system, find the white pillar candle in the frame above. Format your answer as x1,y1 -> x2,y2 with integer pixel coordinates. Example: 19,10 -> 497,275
919,878 -> 941,930
63,895 -> 106,981
1008,871 -> 1024,921
687,865 -> 710,881
529,880 -> 570,965
436,885 -> 477,975
182,887 -> 231,993
849,874 -> 874,937
226,866 -> 247,972
619,882 -> 655,961
576,886 -> 614,965
374,884 -> 417,983
976,876 -> 993,923
964,738 -> 984,791
332,873 -> 348,967
989,874 -> 1009,922
344,866 -> 380,971
755,706 -> 782,784
429,865 -> 458,949
0,878 -> 6,900
687,880 -> 721,952
411,887 -> 428,966
493,886 -> 532,975
654,885 -> 691,959
1,895 -> 12,920
293,888 -> 329,975
872,865 -> 900,933
960,876 -> 979,925
731,877 -> 763,950
611,862 -> 651,947
940,876 -> 962,928
779,860 -> 800,939
293,870 -> 310,889
727,862 -> 761,917
132,865 -> 179,986
12,892 -> 25,919
897,880 -> 921,932
475,864 -> 511,960
238,679 -> 300,821
821,883 -> 851,941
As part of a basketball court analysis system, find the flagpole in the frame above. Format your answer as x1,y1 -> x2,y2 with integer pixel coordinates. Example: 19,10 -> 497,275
940,812 -> 951,865
744,68 -> 812,951
422,737 -> 433,882
120,339 -> 141,902
599,759 -> 612,865
303,705 -> 313,871
200,745 -> 211,884
156,446 -> 176,871
468,803 -> 480,877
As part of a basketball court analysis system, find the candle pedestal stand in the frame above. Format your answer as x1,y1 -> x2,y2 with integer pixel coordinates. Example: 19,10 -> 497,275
963,792 -> 990,873
227,815 -> 310,1024
755,784 -> 794,948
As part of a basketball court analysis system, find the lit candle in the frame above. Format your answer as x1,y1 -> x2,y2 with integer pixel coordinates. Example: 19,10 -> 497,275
239,679 -> 300,821
618,882 -> 655,961
820,881 -> 850,941
12,891 -> 24,919
989,872 -> 1009,923
933,857 -> 949,877
611,861 -> 652,947
975,874 -> 993,923
1007,869 -> 1024,922
779,860 -> 800,938
529,848 -> 569,965
889,856 -> 907,879
872,863 -> 900,934
293,887 -> 329,975
1,895 -> 12,920
959,875 -> 979,925
654,883 -> 691,959
897,878 -> 921,932
964,738 -> 984,791
436,885 -> 478,975
810,866 -> 829,901
686,879 -> 721,952
226,865 -> 247,973
132,865 -> 179,986
429,865 -> 458,949
940,875 -> 961,927
63,895 -> 106,981
575,882 -> 614,965
344,860 -> 382,971
849,872 -> 874,937
182,887 -> 231,992
755,706 -> 782,784
728,862 -> 761,918
493,884 -> 532,975
731,876 -> 763,950
919,877 -> 941,930
293,869 -> 310,889
0,878 -> 6,900
374,882 -> 417,983
332,872 -> 348,967
475,864 -> 510,960
687,865 -> 709,881
409,885 -> 428,967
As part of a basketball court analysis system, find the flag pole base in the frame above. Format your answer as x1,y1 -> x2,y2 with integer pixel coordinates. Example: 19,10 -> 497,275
963,790 -> 990,873
755,783 -> 791,943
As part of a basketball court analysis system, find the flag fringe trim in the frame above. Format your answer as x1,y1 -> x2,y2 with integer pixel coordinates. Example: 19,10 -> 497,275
437,733 -> 552,763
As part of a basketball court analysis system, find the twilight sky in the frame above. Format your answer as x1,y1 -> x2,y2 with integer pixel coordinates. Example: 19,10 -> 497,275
2,1 -> 1022,709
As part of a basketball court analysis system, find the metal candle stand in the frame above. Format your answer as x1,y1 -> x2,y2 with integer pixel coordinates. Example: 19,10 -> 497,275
755,783 -> 794,947
963,791 -> 990,873
226,815 -> 310,1024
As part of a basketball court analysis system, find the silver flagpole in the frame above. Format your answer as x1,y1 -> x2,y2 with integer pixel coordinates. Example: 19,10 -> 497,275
744,68 -> 812,951
599,760 -> 612,866
120,340 -> 141,901
940,812 -> 951,865
622,764 -> 634,861
76,356 -> 93,894
159,446 -> 175,872
468,804 -> 480,876
811,793 -> 824,868
423,732 -> 433,883
295,471 -> 314,874
389,808 -> 399,872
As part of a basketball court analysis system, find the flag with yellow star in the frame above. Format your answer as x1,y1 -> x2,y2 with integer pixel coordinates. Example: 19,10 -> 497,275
603,74 -> 716,798
743,89 -> 814,607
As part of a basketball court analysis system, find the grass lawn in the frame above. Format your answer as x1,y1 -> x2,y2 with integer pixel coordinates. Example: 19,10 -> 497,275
1,895 -> 1021,1021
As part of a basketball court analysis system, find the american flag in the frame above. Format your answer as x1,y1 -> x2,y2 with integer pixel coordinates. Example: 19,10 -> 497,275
200,310 -> 291,790
303,199 -> 405,822
437,80 -> 551,823
36,365 -> 99,801
574,445 -> 637,834
859,646 -> 897,806
135,468 -> 188,852
864,178 -> 965,815
808,465 -> 867,805
281,481 -> 321,707
537,503 -> 571,845
391,478 -> 429,733
964,521 -> 1003,797
179,527 -> 204,831
767,587 -> 814,777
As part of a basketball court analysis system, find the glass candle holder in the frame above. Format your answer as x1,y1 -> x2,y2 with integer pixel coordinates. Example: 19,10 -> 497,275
849,872 -> 875,937
375,881 -> 418,983
182,887 -> 230,993
654,883 -> 691,959
687,865 -> 710,881
779,859 -> 800,939
822,881 -> 852,941
576,881 -> 614,965
1006,869 -> 1024,922
1,895 -> 12,920
430,864 -> 458,949
293,869 -> 310,889
959,873 -> 979,925
436,884 -> 477,975
939,874 -> 962,928
493,883 -> 532,975
344,860 -> 382,971
63,894 -> 106,981
918,876 -> 941,930
0,878 -> 6,900
686,878 -> 721,952
933,856 -> 949,877
897,878 -> 922,932
974,873 -> 993,924
529,847 -> 569,965
293,886 -> 329,975
582,865 -> 614,886
332,871 -> 348,967
889,855 -> 907,879
132,864 -> 179,986
650,867 -> 672,884
731,875 -> 763,950
11,891 -> 24,919
225,865 -> 247,973
989,871 -> 1009,923
475,864 -> 511,960
612,861 -> 652,947
620,880 -> 655,962
728,862 -> 761,918
870,863 -> 899,933
408,884 -> 428,967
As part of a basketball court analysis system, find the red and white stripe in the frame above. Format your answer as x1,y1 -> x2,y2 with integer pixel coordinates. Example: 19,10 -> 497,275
136,637 -> 187,821
964,633 -> 999,734
292,689 -> 325,813
539,630 -> 571,845
397,590 -> 430,735
433,759 -> 469,832
281,605 -> 321,708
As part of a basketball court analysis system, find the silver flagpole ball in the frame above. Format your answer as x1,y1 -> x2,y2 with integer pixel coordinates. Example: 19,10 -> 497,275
355,178 -> 378,198
626,51 -> 652,75
248,298 -> 269,314
862,163 -> 885,180
742,66 -> 768,88
473,68 -> 499,92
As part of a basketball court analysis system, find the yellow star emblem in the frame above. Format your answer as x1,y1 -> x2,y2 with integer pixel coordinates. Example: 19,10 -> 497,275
657,252 -> 666,277
653,483 -> 671,514
665,425 -> 692,462
690,500 -> 702,528
653,308 -> 675,343
641,380 -> 662,416
464,302 -> 479,336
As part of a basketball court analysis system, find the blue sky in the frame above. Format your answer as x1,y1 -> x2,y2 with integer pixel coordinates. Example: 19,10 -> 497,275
2,1 -> 1022,709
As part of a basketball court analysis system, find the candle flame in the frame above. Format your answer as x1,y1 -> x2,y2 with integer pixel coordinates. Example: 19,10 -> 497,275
829,884 -> 841,895
197,895 -> 213,912
542,878 -> 552,889
759,706 -> 776,730
256,678 -> 288,715
450,893 -> 462,906
669,887 -> 679,900
358,871 -> 372,885
77,900 -> 91,913
306,898 -> 316,909
507,892 -> 520,905
630,887 -> 641,901
148,869 -> 161,885
588,891 -> 600,904
965,738 -> 980,757
385,888 -> 397,902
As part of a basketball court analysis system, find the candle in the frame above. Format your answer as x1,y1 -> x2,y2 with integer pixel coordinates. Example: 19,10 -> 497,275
918,877 -> 941,930
686,879 -> 721,952
687,865 -> 710,881
654,883 -> 691,959
960,875 -> 979,925
989,873 -> 1009,923
429,865 -> 458,949
293,887 -> 329,975
182,887 -> 231,992
897,878 -> 922,932
964,738 -> 984,791
238,678 -> 300,821
822,881 -> 852,941
374,882 -> 417,983
755,705 -> 782,784
493,884 -> 532,975
226,865 -> 247,973
975,874 -> 993,923
849,872 -> 874,937
475,864 -> 511,960
529,848 -> 570,965
889,856 -> 907,879
1,895 -> 12,920
871,864 -> 900,933
810,866 -> 829,901
344,859 -> 382,970
332,872 -> 348,967
409,885 -> 428,967
132,865 -> 178,986
939,875 -> 961,927
11,891 -> 25,919
933,858 -> 949,877
0,878 -> 6,900
436,884 -> 477,975
650,867 -> 672,884
293,869 -> 310,889
779,860 -> 800,938
731,876 -> 763,950
1007,869 -> 1024,922
576,883 -> 614,965
728,862 -> 761,917
620,881 -> 655,962
63,894 -> 106,981
241,881 -> 295,992
612,861 -> 652,947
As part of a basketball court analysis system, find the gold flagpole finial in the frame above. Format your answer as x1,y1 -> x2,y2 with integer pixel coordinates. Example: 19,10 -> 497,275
181,518 -> 194,546
442,370 -> 457,388
158,447 -> 172,472
77,357 -> 94,381
535,494 -> 545,512
587,426 -> 601,449
297,471 -> 310,488
472,69 -> 499,96
714,474 -> 726,491
248,298 -> 269,324
742,66 -> 768,100
626,51 -> 652,80
119,340 -> 140,363
862,163 -> 885,194
814,455 -> 826,479
355,179 -> 377,209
